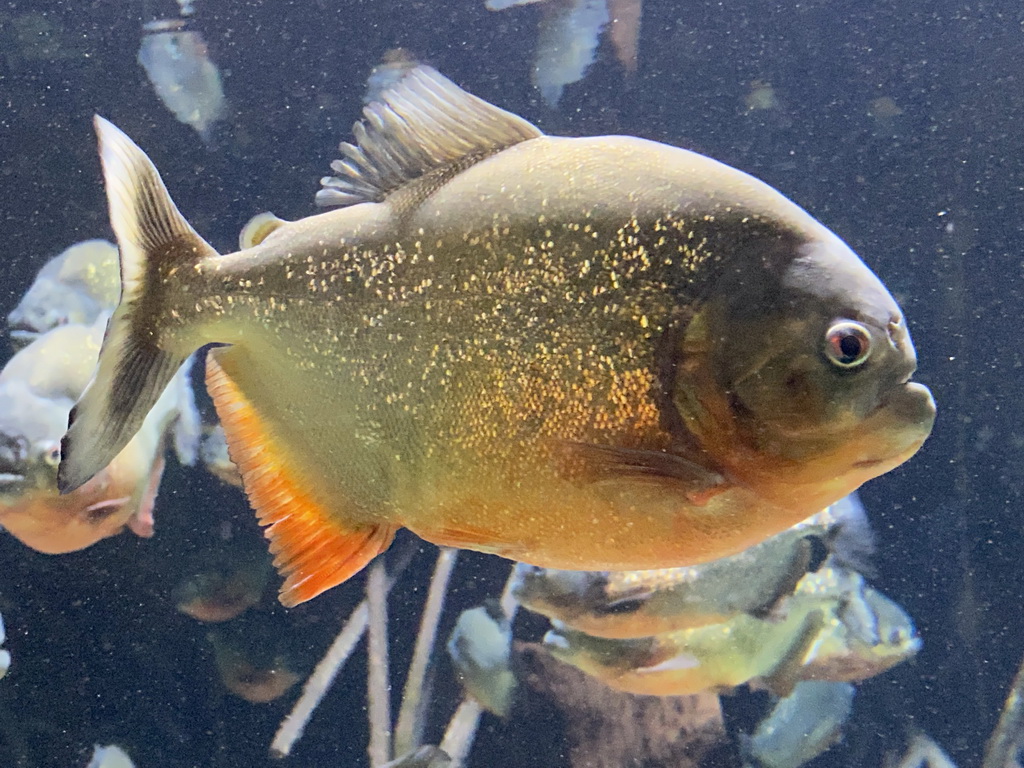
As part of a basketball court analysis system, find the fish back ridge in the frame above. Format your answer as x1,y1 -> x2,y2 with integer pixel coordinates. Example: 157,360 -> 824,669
316,66 -> 543,208
58,116 -> 217,495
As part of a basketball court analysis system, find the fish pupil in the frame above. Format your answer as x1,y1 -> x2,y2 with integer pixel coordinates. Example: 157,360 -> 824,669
839,335 -> 862,360
825,321 -> 872,368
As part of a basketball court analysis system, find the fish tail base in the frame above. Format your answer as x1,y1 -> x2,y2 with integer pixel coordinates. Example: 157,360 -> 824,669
206,353 -> 396,607
58,117 -> 216,494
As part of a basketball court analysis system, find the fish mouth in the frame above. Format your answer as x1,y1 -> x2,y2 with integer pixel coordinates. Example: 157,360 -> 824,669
6,323 -> 42,344
852,381 -> 935,469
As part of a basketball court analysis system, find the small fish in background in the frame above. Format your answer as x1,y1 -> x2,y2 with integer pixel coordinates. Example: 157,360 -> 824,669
383,746 -> 452,768
740,680 -> 856,768
512,493 -> 873,639
486,0 -> 640,106
86,744 -> 135,768
543,597 -> 826,697
532,0 -> 609,106
59,66 -> 934,608
744,79 -> 780,113
447,601 -> 517,716
763,564 -> 920,690
7,239 -> 120,348
137,17 -> 226,144
208,625 -> 301,704
0,317 -> 199,554
867,96 -> 904,133
174,547 -> 272,623
0,611 -> 9,679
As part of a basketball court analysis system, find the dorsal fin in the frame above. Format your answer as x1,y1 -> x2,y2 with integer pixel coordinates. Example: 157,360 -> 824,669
316,65 -> 543,208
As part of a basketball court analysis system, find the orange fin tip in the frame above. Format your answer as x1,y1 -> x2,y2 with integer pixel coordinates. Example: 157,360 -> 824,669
205,353 -> 396,607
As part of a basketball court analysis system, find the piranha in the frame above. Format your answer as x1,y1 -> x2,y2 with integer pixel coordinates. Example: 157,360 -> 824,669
137,18 -> 226,144
0,316 -> 199,554
58,66 -> 935,607
510,492 -> 873,639
543,593 -> 826,696
765,564 -> 920,689
7,239 -> 120,347
174,547 -> 272,623
0,610 -> 9,679
740,680 -> 855,768
447,601 -> 517,716
208,625 -> 300,704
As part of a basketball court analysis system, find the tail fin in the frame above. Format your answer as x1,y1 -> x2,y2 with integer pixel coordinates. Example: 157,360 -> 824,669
58,116 -> 218,494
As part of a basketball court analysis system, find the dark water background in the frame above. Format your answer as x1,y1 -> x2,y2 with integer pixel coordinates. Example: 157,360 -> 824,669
0,0 -> 1021,765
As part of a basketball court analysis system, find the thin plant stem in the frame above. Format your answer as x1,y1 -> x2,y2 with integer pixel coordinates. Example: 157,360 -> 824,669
270,546 -> 413,759
438,564 -> 519,767
394,547 -> 459,757
367,558 -> 393,768
984,648 -> 1024,768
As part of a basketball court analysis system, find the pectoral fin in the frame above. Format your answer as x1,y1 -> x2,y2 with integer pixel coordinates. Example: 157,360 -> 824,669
554,441 -> 728,504
205,351 -> 396,607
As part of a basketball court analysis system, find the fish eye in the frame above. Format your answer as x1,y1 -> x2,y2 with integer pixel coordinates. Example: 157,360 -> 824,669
824,321 -> 872,369
43,445 -> 61,467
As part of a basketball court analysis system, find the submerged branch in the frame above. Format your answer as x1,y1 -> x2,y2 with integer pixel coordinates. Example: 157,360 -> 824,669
394,547 -> 459,757
270,546 -> 413,759
983,648 -> 1024,768
367,559 -> 393,768
438,566 -> 519,768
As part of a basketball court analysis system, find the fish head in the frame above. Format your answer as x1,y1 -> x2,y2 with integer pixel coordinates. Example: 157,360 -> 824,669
7,278 -> 96,345
0,380 -> 68,498
0,381 -> 143,553
510,563 -> 606,619
674,233 -> 935,502
7,240 -> 118,346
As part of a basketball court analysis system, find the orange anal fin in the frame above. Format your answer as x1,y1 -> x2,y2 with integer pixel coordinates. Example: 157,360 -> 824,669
205,353 -> 396,607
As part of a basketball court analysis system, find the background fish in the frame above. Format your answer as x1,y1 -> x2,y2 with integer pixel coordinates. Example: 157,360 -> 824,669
87,745 -> 135,768
741,680 -> 856,768
7,239 -> 119,347
208,624 -> 300,704
174,547 -> 272,623
542,596 -> 825,696
59,66 -> 934,607
511,492 -> 873,638
447,601 -> 517,716
137,18 -> 226,144
764,564 -> 920,690
0,317 -> 199,554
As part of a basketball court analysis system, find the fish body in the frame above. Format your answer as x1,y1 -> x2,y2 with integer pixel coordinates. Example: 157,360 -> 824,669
532,0 -> 609,105
766,565 -> 919,689
511,493 -> 870,638
87,745 -> 135,768
174,548 -> 271,622
59,67 -> 934,606
741,680 -> 855,768
208,626 -> 300,703
543,596 -> 825,696
7,239 -> 120,347
137,18 -> 226,143
0,317 -> 198,553
447,602 -> 517,716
